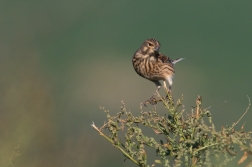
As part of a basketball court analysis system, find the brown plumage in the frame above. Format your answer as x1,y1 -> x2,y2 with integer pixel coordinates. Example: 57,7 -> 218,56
132,38 -> 184,94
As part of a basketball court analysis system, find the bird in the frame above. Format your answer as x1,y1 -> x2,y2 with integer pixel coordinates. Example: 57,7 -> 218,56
132,38 -> 184,102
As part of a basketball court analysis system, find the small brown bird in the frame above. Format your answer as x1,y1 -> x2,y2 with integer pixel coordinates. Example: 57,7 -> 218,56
132,38 -> 184,96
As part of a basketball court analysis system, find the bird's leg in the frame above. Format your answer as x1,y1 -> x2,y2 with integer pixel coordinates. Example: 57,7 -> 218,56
143,81 -> 161,106
154,85 -> 161,96
152,81 -> 161,96
163,80 -> 167,90
145,86 -> 160,105
163,81 -> 170,95
165,76 -> 173,97
163,81 -> 171,99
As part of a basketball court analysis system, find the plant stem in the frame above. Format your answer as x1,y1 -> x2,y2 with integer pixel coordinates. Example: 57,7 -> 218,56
91,122 -> 139,166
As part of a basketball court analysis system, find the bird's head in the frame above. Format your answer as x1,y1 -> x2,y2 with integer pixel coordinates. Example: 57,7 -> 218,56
140,38 -> 161,55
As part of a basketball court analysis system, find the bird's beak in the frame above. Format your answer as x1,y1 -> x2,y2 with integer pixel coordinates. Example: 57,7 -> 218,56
154,46 -> 160,52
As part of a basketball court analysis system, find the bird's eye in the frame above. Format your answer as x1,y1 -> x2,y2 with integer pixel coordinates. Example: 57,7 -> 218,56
148,43 -> 154,47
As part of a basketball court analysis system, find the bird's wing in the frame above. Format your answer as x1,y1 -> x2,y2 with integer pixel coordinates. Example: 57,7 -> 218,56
157,54 -> 171,63
157,54 -> 173,63
158,54 -> 184,65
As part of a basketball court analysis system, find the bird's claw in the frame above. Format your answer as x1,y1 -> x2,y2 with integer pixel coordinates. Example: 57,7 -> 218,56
143,95 -> 158,106
165,89 -> 172,99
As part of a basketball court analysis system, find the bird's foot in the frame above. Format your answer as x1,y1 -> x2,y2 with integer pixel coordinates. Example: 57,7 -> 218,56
143,94 -> 158,106
165,87 -> 172,99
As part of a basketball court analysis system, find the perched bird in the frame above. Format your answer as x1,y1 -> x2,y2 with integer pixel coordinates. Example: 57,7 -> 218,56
132,38 -> 184,96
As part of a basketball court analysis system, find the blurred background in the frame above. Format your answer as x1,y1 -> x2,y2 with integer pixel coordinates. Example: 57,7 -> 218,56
1,1 -> 252,167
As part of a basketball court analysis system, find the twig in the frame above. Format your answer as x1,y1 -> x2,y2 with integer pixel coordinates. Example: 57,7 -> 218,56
232,95 -> 251,129
91,122 -> 139,166
193,143 -> 219,154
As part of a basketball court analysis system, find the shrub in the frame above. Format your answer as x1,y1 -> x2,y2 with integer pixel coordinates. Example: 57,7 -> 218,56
92,90 -> 252,167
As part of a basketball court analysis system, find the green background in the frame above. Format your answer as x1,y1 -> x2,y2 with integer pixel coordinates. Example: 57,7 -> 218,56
1,1 -> 252,167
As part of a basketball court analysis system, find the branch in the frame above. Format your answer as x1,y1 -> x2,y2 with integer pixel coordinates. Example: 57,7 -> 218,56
91,122 -> 139,166
232,95 -> 251,129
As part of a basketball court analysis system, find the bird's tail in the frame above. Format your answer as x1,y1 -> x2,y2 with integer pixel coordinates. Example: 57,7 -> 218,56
172,58 -> 184,65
